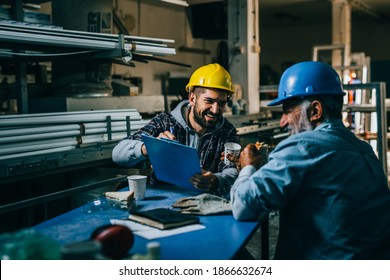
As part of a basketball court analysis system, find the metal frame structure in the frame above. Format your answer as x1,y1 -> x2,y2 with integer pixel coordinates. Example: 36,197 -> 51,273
0,109 -> 147,183
312,44 -> 348,67
0,20 -> 176,57
0,19 -> 181,113
343,82 -> 388,176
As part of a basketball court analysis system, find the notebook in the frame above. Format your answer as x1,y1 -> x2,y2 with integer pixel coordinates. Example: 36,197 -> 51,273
141,134 -> 202,190
128,208 -> 200,230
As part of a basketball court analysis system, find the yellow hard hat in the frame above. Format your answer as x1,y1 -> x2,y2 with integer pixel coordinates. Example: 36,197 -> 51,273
185,63 -> 235,94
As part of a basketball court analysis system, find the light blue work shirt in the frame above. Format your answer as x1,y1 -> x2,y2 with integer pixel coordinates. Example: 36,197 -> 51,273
231,119 -> 390,259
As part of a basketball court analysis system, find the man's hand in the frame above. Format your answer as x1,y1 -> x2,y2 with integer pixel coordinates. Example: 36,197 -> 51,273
239,143 -> 263,170
220,151 -> 240,166
157,130 -> 176,140
222,143 -> 268,171
141,130 -> 176,157
222,151 -> 241,170
141,143 -> 148,157
189,170 -> 218,192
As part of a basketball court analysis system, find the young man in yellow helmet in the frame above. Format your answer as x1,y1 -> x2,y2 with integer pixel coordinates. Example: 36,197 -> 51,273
112,63 -> 239,198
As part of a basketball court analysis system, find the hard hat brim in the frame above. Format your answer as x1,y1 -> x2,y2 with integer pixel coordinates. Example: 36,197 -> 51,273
267,91 -> 346,107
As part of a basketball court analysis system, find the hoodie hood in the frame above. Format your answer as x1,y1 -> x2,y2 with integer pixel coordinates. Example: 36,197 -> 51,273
171,100 -> 191,131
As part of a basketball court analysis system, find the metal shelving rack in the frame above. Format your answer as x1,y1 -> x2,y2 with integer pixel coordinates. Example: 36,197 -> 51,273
0,0 -> 178,114
343,82 -> 388,176
0,2 -> 175,183
0,1 -> 174,230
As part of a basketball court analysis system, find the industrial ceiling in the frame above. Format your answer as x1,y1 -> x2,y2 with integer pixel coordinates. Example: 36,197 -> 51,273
259,0 -> 390,27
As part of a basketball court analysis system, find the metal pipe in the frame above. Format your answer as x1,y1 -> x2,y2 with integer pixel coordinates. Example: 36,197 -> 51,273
0,112 -> 142,127
0,124 -> 81,137
84,125 -> 145,135
0,29 -> 176,55
0,108 -> 138,119
0,110 -> 149,161
81,132 -> 128,144
0,130 -> 81,144
0,124 -> 147,144
0,21 -> 175,44
0,120 -> 149,137
0,137 -> 79,155
0,146 -> 76,161
0,110 -> 141,120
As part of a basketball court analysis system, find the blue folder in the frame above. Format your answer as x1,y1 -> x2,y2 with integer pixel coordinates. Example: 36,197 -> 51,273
141,134 -> 202,191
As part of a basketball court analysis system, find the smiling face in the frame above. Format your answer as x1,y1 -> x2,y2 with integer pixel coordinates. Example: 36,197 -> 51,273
188,87 -> 229,131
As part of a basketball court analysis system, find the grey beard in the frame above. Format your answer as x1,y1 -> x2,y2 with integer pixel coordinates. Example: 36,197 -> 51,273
289,100 -> 314,135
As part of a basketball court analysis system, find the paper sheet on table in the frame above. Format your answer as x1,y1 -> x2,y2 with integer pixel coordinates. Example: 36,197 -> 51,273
110,219 -> 206,240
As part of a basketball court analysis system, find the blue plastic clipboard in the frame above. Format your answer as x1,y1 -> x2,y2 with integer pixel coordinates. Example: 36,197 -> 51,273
141,134 -> 202,190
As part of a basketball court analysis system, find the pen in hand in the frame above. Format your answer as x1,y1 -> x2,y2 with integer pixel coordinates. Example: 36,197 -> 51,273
168,126 -> 177,141
157,126 -> 177,141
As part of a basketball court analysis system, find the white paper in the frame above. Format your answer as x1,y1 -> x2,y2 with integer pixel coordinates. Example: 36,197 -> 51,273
110,219 -> 205,239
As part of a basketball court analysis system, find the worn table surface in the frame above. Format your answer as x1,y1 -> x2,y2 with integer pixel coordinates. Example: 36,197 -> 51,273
35,184 -> 262,260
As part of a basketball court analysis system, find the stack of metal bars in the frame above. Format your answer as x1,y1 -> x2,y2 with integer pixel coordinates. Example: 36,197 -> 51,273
0,109 -> 149,161
0,20 -> 176,60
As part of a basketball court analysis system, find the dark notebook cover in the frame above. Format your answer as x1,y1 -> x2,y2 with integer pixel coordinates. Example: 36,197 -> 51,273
128,208 -> 199,230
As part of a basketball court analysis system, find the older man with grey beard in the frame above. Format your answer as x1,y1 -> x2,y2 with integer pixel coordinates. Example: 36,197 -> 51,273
230,61 -> 390,260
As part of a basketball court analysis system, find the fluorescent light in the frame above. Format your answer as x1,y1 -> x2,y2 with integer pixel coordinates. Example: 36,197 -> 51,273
160,0 -> 189,7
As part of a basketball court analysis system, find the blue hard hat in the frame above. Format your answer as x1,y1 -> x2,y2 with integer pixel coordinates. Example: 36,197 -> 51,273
268,61 -> 345,106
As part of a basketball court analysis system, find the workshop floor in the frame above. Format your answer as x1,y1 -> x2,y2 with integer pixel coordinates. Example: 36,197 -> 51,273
245,211 -> 279,260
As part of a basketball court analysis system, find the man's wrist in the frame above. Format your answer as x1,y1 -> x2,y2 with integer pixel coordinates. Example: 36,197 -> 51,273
210,175 -> 219,192
141,144 -> 148,157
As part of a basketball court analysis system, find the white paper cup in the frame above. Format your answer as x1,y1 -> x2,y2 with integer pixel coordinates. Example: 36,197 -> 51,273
127,175 -> 147,200
224,142 -> 241,166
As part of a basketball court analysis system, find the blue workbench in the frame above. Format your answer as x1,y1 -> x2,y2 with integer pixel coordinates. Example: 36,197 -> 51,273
35,184 -> 262,260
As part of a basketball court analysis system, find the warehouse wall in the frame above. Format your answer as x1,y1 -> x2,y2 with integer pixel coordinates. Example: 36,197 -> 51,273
260,20 -> 390,81
41,1 -> 390,94
260,23 -> 331,78
110,0 -> 221,96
